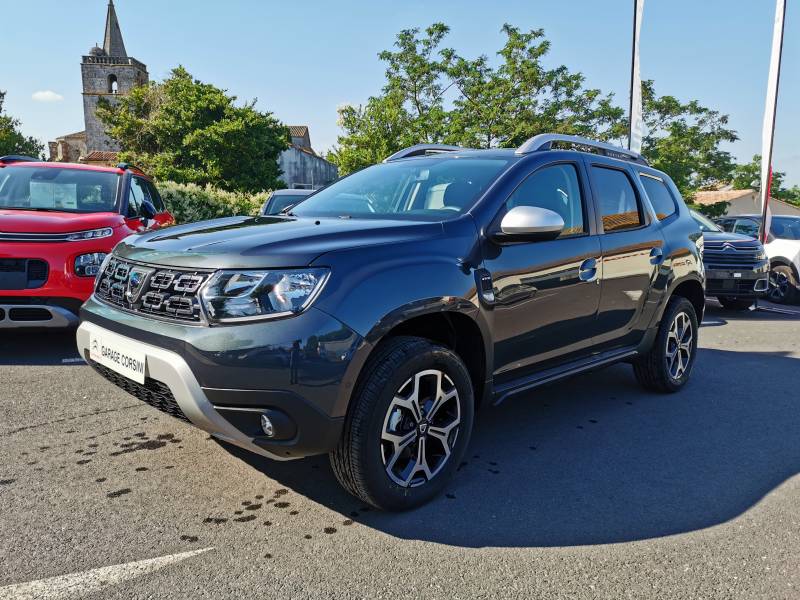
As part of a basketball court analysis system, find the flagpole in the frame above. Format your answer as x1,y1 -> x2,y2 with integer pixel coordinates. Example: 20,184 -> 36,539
628,0 -> 644,154
759,0 -> 787,244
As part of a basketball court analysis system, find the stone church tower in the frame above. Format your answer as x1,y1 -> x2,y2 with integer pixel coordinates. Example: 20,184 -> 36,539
82,0 -> 148,153
50,1 -> 148,163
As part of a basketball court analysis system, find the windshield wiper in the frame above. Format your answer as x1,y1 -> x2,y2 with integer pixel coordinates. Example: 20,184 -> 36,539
1,206 -> 65,212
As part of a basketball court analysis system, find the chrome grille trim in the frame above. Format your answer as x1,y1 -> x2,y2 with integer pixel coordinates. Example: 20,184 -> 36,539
94,257 -> 212,324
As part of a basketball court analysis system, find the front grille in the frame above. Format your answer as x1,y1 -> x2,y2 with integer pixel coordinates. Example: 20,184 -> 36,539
706,278 -> 760,295
703,241 -> 763,270
0,258 -> 48,289
88,358 -> 190,422
94,257 -> 211,323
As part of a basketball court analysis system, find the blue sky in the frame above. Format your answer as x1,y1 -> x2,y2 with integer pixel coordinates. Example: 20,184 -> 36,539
2,0 -> 797,185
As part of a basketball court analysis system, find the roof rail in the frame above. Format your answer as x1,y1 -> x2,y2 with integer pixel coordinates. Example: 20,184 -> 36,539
516,134 -> 648,165
383,144 -> 464,163
0,155 -> 39,164
116,162 -> 145,173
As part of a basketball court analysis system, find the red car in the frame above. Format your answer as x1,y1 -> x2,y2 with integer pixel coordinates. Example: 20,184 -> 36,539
0,156 -> 173,328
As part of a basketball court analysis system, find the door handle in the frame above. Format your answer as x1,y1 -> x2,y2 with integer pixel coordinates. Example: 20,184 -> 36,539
578,258 -> 598,283
650,247 -> 664,265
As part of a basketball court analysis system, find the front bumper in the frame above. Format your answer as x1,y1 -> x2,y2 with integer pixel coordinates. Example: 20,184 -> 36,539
704,262 -> 770,299
0,236 -> 120,327
77,298 -> 366,459
0,302 -> 79,328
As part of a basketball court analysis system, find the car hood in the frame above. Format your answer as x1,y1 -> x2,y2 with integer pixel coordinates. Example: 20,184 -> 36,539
114,215 -> 445,269
702,230 -> 761,245
0,209 -> 125,233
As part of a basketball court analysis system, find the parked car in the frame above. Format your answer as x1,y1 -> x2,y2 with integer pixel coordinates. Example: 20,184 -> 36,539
76,134 -> 704,510
689,210 -> 768,310
714,214 -> 800,304
260,189 -> 314,216
0,156 -> 173,328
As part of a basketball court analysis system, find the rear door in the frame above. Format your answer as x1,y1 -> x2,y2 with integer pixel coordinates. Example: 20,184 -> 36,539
483,160 -> 602,385
587,158 -> 665,350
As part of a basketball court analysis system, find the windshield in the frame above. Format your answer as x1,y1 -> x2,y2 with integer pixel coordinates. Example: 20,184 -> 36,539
690,210 -> 721,232
0,166 -> 120,213
291,157 -> 511,220
771,216 -> 800,240
265,193 -> 307,215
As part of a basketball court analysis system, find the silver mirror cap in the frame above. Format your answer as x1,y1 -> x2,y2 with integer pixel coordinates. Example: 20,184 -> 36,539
500,206 -> 565,236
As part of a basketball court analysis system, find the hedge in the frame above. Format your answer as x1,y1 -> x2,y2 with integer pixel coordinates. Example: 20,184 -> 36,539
156,181 -> 269,224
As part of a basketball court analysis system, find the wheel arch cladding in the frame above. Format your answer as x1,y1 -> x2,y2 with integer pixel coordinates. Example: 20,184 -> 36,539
382,311 -> 488,409
670,278 -> 705,322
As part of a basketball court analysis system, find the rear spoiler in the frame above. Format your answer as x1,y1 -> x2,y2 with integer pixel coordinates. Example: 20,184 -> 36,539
0,155 -> 39,166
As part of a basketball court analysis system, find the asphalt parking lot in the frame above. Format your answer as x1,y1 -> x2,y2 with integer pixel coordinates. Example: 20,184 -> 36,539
1,300 -> 799,599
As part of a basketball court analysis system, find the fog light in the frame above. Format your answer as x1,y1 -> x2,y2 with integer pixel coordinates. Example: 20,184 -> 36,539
75,252 -> 107,277
754,278 -> 769,293
260,414 -> 275,437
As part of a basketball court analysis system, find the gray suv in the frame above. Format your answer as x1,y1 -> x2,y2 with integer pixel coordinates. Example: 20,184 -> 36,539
77,134 -> 705,510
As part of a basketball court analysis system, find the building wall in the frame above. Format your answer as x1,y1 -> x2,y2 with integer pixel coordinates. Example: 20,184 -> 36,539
726,195 -> 800,217
278,147 -> 338,189
81,56 -> 148,153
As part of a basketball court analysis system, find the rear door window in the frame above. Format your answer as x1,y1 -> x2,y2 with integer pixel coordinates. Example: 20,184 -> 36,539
591,166 -> 644,232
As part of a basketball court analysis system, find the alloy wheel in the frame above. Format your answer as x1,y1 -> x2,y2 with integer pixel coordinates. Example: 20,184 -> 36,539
768,271 -> 789,302
380,369 -> 461,487
665,311 -> 693,380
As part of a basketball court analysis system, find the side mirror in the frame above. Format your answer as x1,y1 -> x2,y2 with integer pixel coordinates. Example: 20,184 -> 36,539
494,206 -> 564,243
139,199 -> 157,221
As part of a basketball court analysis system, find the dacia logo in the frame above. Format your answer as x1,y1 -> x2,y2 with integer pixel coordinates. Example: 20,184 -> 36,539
125,267 -> 154,303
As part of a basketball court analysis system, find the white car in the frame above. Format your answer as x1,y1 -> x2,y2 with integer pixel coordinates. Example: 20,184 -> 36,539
715,214 -> 800,304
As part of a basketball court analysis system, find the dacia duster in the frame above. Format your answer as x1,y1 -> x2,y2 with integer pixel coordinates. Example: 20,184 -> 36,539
77,134 -> 705,510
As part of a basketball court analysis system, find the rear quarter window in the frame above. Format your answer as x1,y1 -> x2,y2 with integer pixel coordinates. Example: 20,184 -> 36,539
640,174 -> 677,220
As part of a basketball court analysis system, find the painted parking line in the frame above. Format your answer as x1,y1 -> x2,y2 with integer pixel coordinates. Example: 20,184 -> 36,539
0,548 -> 212,600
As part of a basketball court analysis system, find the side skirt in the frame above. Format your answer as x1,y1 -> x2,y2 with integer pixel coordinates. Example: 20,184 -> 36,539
491,347 -> 639,405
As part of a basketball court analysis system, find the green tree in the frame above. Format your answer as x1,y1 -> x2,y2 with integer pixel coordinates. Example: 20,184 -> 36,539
96,67 -> 288,193
326,92 -> 413,175
638,81 -> 738,199
328,24 -> 738,191
329,24 -> 626,174
0,91 -> 44,158
730,154 -> 800,205
444,25 -> 625,149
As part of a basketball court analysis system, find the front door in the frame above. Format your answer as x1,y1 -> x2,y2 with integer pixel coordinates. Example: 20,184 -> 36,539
483,162 -> 602,386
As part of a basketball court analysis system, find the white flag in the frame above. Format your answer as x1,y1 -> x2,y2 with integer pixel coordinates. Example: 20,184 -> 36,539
760,0 -> 786,242
628,0 -> 645,154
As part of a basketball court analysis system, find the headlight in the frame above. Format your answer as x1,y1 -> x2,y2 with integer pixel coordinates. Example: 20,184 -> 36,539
200,268 -> 329,323
66,227 -> 113,241
75,252 -> 108,277
755,249 -> 767,261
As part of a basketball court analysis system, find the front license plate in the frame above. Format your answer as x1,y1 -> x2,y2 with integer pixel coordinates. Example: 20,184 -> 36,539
89,329 -> 147,384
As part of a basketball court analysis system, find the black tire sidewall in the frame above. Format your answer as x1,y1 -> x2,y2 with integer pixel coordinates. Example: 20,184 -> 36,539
358,344 -> 474,511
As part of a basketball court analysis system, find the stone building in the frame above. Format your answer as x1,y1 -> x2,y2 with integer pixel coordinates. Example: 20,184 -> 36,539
50,0 -> 147,165
49,2 -> 338,189
694,189 -> 800,217
278,126 -> 338,189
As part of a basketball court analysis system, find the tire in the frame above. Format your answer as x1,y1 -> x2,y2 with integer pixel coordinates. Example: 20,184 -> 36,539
767,265 -> 798,305
633,296 -> 699,393
330,336 -> 474,511
717,297 -> 754,311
